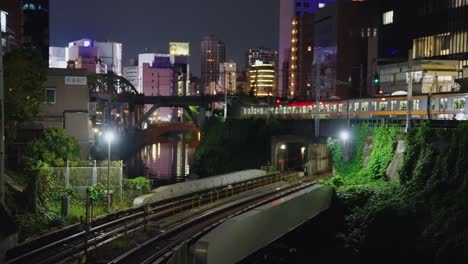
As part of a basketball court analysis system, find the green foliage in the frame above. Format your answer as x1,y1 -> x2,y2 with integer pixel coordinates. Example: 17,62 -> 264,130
193,118 -> 285,176
359,125 -> 399,180
89,184 -> 106,203
331,123 -> 468,263
3,47 -> 47,128
123,177 -> 151,193
29,128 -> 81,167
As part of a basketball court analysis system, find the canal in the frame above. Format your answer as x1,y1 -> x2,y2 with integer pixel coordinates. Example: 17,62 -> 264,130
125,132 -> 198,188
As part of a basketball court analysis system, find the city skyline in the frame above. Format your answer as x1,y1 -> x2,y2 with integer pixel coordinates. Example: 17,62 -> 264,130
49,0 -> 279,76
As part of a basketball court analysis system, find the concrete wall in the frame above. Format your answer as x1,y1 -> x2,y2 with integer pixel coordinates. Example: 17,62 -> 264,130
190,184 -> 333,264
133,169 -> 267,206
306,143 -> 331,175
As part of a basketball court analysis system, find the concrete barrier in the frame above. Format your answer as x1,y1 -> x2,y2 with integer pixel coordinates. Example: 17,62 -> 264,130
133,169 -> 267,206
190,184 -> 333,264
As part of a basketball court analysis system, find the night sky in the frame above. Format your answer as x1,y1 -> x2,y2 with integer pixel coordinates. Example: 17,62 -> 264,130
50,0 -> 279,76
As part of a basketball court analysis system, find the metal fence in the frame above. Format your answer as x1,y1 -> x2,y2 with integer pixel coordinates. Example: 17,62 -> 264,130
52,160 -> 123,199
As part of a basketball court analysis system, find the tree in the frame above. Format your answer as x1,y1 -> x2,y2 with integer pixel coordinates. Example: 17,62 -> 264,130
4,47 -> 47,130
29,128 -> 81,167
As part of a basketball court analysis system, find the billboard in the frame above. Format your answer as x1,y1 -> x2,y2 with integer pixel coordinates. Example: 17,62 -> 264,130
169,42 -> 190,56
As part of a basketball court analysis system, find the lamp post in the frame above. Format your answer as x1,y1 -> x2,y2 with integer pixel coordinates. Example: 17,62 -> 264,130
340,130 -> 350,162
104,131 -> 114,213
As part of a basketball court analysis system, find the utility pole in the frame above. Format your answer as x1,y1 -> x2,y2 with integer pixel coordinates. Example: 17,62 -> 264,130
0,26 -> 5,205
405,49 -> 413,133
224,71 -> 229,120
314,56 -> 321,138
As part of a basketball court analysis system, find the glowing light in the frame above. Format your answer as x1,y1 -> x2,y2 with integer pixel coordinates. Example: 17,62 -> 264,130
84,40 -> 91,47
280,144 -> 287,150
340,131 -> 350,141
104,131 -> 114,143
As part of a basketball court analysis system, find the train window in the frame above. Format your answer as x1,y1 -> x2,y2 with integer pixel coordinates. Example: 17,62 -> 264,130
413,100 -> 420,110
361,102 -> 369,111
354,102 -> 360,111
372,102 -> 377,111
307,106 -> 312,112
440,98 -> 448,110
320,104 -> 324,112
431,99 -> 436,110
338,104 -> 343,112
400,101 -> 408,110
379,102 -> 388,111
330,104 -> 337,112
391,101 -> 397,110
453,98 -> 465,109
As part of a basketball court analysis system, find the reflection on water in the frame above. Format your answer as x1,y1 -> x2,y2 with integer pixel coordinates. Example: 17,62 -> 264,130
125,134 -> 196,188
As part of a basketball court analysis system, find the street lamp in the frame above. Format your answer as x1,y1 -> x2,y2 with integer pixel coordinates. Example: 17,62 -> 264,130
340,130 -> 350,161
104,131 -> 114,213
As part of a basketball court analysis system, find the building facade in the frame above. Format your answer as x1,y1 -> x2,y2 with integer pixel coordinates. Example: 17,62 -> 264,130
201,35 -> 226,94
378,0 -> 468,76
39,68 -> 91,158
278,0 -> 336,98
218,61 -> 237,95
249,61 -> 276,96
378,60 -> 461,95
22,0 -> 49,60
246,48 -> 278,96
49,39 -> 123,77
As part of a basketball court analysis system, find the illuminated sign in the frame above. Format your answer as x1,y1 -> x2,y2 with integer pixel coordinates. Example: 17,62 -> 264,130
65,76 -> 87,85
169,42 -> 190,56
1,11 -> 7,33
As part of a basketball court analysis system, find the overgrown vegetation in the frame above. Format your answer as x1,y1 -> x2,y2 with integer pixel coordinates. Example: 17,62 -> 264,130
325,123 -> 468,263
193,118 -> 285,176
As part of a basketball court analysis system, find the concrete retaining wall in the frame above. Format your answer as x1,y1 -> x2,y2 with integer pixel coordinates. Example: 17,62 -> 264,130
133,169 -> 267,206
190,184 -> 333,264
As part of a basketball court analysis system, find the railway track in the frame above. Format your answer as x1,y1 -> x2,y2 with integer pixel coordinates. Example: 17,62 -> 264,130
103,179 -> 317,264
6,172 -> 294,264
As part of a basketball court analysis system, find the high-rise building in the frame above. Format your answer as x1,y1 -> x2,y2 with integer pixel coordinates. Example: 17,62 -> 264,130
201,35 -> 226,94
0,1 -> 22,50
219,61 -> 237,95
249,61 -> 276,96
22,0 -> 49,60
246,48 -> 278,68
278,0 -> 336,98
377,0 -> 468,79
312,0 -> 376,99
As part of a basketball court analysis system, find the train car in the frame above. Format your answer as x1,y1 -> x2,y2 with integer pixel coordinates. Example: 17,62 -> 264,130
240,92 -> 468,121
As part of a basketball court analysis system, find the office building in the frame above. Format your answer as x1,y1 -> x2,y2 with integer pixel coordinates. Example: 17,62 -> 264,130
278,0 -> 336,97
49,39 -> 122,77
22,0 -> 49,60
201,35 -> 226,94
249,61 -> 276,97
247,48 -> 278,68
377,0 -> 468,79
219,61 -> 237,95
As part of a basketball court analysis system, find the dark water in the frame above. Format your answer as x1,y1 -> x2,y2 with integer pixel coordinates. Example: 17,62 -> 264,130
125,134 -> 197,187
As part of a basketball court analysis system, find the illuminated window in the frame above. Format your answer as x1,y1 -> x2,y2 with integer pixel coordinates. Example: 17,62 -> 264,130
379,102 -> 388,111
451,0 -> 468,7
354,102 -> 359,111
361,102 -> 369,111
338,104 -> 343,112
440,98 -> 448,110
391,100 -> 397,110
0,11 -> 6,33
383,10 -> 394,25
413,100 -> 420,110
453,98 -> 465,109
400,101 -> 408,110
